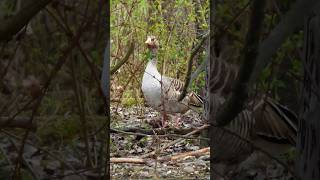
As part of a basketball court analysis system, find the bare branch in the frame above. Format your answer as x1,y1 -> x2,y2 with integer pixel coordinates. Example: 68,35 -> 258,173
110,158 -> 146,164
0,0 -> 52,41
158,147 -> 209,162
178,32 -> 209,101
141,124 -> 209,159
188,51 -> 209,89
111,147 -> 210,164
0,117 -> 36,130
250,0 -> 320,85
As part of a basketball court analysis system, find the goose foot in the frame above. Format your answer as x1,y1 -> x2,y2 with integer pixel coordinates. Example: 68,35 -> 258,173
147,116 -> 168,128
159,111 -> 169,128
161,115 -> 168,128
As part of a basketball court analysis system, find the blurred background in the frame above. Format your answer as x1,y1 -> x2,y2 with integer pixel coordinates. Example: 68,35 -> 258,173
0,0 -> 108,179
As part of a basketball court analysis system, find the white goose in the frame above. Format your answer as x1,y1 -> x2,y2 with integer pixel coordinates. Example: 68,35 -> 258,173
141,36 -> 202,125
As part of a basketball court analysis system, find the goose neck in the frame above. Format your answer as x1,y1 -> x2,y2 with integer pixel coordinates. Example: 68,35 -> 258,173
149,48 -> 158,65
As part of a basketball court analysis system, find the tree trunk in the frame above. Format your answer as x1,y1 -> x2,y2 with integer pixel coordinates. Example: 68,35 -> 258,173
297,14 -> 320,180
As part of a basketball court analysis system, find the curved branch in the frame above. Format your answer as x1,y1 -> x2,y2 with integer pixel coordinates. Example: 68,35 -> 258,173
178,32 -> 209,101
188,51 -> 209,89
110,42 -> 134,76
0,0 -> 52,42
250,0 -> 320,85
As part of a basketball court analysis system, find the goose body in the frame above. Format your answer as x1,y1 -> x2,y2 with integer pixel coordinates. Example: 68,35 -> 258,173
142,36 -> 202,114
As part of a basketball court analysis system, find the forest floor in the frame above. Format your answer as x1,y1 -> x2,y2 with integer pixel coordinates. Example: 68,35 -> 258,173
110,105 -> 296,180
0,105 -> 294,179
110,105 -> 210,179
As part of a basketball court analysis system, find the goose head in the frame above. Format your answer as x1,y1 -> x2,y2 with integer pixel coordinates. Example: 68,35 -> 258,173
145,35 -> 159,50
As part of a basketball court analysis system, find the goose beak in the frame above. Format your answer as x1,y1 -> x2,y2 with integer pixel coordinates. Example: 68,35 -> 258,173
145,39 -> 151,46
145,40 -> 153,49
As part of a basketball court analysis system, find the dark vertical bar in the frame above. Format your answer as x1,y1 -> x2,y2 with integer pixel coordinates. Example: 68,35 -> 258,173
209,0 -> 215,179
101,0 -> 110,178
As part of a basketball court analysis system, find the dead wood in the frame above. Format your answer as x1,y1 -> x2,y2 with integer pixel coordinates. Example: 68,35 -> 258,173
110,147 -> 210,164
0,117 -> 37,130
158,147 -> 210,162
141,124 -> 209,159
110,157 -> 146,164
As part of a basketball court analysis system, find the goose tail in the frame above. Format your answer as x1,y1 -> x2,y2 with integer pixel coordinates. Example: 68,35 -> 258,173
188,92 -> 203,107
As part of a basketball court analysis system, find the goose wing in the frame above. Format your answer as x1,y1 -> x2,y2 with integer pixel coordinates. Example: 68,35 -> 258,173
162,76 -> 203,107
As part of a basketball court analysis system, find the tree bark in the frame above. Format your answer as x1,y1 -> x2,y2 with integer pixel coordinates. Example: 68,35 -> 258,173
297,13 -> 320,180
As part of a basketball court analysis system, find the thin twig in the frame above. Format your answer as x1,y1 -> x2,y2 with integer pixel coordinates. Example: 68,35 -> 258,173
158,147 -> 209,162
110,158 -> 146,164
111,147 -> 209,164
140,124 -> 209,159
111,128 -> 208,140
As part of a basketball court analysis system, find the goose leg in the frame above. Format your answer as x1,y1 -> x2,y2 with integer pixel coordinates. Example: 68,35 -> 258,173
148,111 -> 169,128
173,115 -> 182,128
161,111 -> 168,127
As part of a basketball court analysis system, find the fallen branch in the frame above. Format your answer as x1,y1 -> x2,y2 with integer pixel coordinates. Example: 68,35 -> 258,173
110,147 -> 210,164
0,117 -> 36,130
111,127 -> 208,140
141,124 -> 209,159
111,127 -> 197,136
110,158 -> 146,164
158,147 -> 210,162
